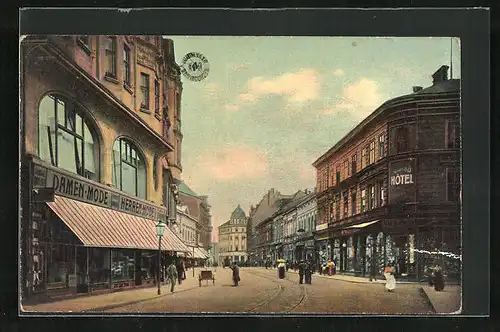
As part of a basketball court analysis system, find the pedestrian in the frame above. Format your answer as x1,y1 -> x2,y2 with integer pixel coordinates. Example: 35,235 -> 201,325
433,265 -> 445,291
298,260 -> 305,284
167,261 -> 178,293
304,259 -> 312,284
176,259 -> 185,285
277,259 -> 286,279
327,259 -> 335,276
231,262 -> 240,286
383,262 -> 396,292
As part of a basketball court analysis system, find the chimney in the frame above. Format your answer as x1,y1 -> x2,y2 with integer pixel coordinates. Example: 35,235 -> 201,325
412,86 -> 423,93
432,65 -> 449,85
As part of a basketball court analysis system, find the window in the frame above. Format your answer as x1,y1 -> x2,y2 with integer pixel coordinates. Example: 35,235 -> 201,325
123,45 -> 131,86
369,141 -> 375,165
112,138 -> 147,198
176,138 -> 181,166
378,181 -> 386,206
336,167 -> 341,185
335,196 -> 341,221
365,145 -> 371,166
38,95 -> 99,180
104,37 -> 117,78
369,185 -> 376,210
361,148 -> 366,169
140,73 -> 150,110
175,92 -> 181,130
361,189 -> 367,213
154,80 -> 160,116
343,192 -> 349,217
344,159 -> 349,178
446,170 -> 460,202
351,191 -> 357,215
351,154 -> 357,175
396,126 -> 409,153
378,134 -> 385,159
445,120 -> 457,148
153,155 -> 158,191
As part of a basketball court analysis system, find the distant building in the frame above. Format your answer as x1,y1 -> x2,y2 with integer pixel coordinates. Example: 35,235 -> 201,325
178,181 -> 212,251
218,205 -> 248,265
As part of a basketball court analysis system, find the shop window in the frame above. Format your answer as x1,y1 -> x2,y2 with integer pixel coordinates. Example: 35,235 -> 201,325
111,250 -> 135,282
378,133 -> 386,159
369,141 -> 375,165
112,138 -> 147,199
361,189 -> 367,213
445,120 -> 458,148
123,45 -> 131,87
104,36 -> 117,78
343,192 -> 349,218
140,73 -> 150,110
446,169 -> 460,202
38,95 -> 100,181
45,244 -> 76,289
90,248 -> 110,285
395,126 -> 409,153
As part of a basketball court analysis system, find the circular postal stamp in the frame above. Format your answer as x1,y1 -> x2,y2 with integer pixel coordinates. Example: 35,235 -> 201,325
180,52 -> 210,82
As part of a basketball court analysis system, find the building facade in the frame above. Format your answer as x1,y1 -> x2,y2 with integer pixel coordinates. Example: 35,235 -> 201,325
246,188 -> 293,265
313,65 -> 461,280
20,35 -> 189,300
218,205 -> 248,265
175,205 -> 198,246
178,181 -> 212,251
295,191 -> 317,262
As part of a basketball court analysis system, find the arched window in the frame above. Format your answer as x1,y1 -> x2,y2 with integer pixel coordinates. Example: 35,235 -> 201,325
112,138 -> 146,198
38,94 -> 99,180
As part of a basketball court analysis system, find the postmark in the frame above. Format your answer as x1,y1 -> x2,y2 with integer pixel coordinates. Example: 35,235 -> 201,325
180,52 -> 210,82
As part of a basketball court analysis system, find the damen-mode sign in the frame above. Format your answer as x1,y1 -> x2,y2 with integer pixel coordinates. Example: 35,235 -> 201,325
33,161 -> 167,221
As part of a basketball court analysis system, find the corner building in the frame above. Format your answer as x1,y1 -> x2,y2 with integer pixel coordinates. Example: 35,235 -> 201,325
313,66 -> 461,280
20,35 -> 189,300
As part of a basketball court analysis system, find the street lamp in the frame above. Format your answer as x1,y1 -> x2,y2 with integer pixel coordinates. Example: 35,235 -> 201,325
155,220 -> 166,296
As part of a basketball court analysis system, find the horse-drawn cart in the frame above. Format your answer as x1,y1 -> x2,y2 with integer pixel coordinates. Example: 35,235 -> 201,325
199,269 -> 215,287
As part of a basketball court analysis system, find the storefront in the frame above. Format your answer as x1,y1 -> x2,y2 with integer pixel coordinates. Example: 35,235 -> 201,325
26,158 -> 189,299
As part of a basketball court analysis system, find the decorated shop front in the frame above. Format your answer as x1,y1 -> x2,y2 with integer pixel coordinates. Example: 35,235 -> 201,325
25,159 -> 189,300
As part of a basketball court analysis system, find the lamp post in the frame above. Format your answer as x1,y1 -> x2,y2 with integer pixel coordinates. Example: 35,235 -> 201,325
155,220 -> 166,296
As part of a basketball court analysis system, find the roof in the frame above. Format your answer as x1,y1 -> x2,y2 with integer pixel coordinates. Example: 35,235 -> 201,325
250,189 -> 294,229
178,181 -> 200,198
230,204 -> 247,220
312,77 -> 460,167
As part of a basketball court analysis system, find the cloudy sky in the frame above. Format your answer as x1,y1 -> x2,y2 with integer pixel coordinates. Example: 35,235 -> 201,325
168,36 -> 461,242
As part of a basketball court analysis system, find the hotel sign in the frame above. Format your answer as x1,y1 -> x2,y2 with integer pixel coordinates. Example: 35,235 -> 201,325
389,159 -> 416,204
32,161 -> 167,222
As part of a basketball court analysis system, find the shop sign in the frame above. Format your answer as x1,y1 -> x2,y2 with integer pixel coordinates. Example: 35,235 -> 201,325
383,219 -> 416,229
316,223 -> 328,231
341,228 -> 360,236
390,163 -> 414,186
389,159 -> 416,204
137,42 -> 156,69
33,162 -> 167,221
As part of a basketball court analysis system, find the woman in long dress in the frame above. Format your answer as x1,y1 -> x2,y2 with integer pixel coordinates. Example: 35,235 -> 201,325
383,263 -> 396,292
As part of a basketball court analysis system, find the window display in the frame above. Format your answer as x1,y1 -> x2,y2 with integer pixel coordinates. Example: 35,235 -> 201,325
89,248 -> 110,285
111,250 -> 135,281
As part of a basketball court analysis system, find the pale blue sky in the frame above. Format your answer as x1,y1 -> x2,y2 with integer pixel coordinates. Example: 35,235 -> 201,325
167,36 -> 461,242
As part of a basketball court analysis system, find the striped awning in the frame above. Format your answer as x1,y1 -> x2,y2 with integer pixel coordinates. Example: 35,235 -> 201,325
187,247 -> 209,259
47,195 -> 189,252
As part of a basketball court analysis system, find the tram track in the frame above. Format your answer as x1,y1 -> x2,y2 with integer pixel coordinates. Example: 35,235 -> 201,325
245,269 -> 307,313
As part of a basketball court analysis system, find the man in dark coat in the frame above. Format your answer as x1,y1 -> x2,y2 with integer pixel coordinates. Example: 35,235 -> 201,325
304,259 -> 312,284
231,262 -> 240,286
433,265 -> 445,291
176,259 -> 185,285
298,261 -> 305,284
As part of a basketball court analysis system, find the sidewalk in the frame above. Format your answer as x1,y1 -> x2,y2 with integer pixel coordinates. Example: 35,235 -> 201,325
21,268 -> 207,313
420,285 -> 461,314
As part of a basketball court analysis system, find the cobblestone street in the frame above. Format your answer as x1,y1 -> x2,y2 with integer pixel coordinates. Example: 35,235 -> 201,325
23,267 -> 436,314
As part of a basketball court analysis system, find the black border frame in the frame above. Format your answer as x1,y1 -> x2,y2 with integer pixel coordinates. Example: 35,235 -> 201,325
8,6 -> 491,330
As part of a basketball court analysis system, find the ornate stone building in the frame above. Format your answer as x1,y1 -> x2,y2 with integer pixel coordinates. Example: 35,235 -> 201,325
20,35 -> 188,300
218,205 -> 248,265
